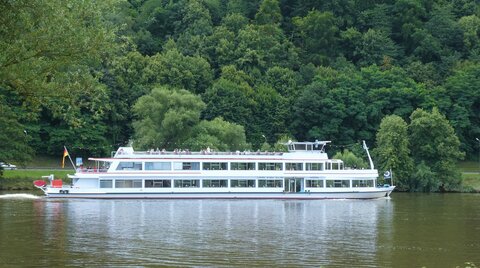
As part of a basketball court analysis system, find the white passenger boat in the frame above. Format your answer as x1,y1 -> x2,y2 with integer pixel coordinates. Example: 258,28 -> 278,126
34,141 -> 395,199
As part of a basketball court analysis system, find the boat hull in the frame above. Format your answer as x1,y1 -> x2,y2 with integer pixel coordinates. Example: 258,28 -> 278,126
43,187 -> 395,199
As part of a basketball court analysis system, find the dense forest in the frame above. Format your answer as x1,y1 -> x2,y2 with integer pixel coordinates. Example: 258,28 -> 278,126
1,0 -> 479,191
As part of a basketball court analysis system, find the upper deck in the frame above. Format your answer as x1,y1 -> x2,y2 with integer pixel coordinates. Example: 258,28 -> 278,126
102,141 -> 331,161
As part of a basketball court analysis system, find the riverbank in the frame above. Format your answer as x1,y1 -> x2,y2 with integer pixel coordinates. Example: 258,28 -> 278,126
0,170 -> 71,190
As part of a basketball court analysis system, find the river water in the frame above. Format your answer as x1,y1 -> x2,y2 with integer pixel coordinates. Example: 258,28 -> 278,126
0,192 -> 479,267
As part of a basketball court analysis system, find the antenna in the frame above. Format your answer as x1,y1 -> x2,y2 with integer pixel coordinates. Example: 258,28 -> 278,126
362,140 -> 374,170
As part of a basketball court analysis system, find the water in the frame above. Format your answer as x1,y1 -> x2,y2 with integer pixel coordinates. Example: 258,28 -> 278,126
0,192 -> 479,267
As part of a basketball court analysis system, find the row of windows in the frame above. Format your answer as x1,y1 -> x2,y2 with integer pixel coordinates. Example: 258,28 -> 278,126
100,179 -> 374,189
306,179 -> 375,188
116,161 -> 332,171
100,179 -> 284,188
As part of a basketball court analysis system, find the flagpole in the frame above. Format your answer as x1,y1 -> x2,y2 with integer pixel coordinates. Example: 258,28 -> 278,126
64,146 -> 76,171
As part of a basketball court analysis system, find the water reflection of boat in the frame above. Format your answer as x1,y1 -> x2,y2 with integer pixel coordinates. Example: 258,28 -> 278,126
34,141 -> 395,199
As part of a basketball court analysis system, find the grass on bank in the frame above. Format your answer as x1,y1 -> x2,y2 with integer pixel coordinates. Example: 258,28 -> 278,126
462,173 -> 480,192
0,170 -> 72,190
458,161 -> 480,173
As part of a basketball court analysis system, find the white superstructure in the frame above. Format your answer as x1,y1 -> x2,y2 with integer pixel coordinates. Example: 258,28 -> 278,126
35,141 -> 395,199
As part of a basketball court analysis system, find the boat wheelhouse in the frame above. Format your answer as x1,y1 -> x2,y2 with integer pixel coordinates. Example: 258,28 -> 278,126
34,141 -> 395,199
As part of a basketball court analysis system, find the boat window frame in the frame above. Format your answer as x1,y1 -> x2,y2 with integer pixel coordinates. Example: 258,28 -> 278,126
230,162 -> 256,170
352,179 -> 374,187
305,179 -> 324,188
258,178 -> 283,188
326,180 -> 350,188
145,179 -> 172,188
173,179 -> 200,188
202,162 -> 228,170
115,179 -> 143,188
306,162 -> 324,171
202,179 -> 228,187
258,162 -> 283,171
173,162 -> 200,170
230,179 -> 256,188
116,161 -> 143,171
285,163 -> 303,171
99,179 -> 113,188
145,162 -> 172,171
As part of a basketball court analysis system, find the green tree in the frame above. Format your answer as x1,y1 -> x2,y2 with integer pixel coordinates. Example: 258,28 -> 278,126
0,0 -> 117,114
373,115 -> 413,191
358,4 -> 392,34
409,108 -> 465,191
293,10 -> 339,65
0,99 -> 32,167
459,15 -> 480,59
145,41 -> 214,94
333,149 -> 368,169
354,29 -> 399,67
255,0 -> 282,25
184,117 -> 248,151
439,62 -> 480,158
103,51 -> 150,147
202,76 -> 253,133
176,0 -> 214,56
132,86 -> 206,150
251,85 -> 289,147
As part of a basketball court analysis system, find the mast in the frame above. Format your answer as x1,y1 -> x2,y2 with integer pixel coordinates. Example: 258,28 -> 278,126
362,140 -> 374,170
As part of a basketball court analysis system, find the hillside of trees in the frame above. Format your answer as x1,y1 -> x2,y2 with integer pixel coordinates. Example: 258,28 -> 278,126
1,0 -> 479,191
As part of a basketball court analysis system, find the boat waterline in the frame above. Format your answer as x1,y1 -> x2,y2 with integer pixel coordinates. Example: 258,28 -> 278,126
44,186 -> 394,199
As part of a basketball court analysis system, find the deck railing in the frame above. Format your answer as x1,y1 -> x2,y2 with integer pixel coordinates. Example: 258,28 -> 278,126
116,150 -> 285,157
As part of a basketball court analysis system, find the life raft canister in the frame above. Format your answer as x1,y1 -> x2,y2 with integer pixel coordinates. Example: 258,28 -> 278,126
33,180 -> 47,187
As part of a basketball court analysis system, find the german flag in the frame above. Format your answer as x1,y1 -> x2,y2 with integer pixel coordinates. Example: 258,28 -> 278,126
62,147 -> 69,168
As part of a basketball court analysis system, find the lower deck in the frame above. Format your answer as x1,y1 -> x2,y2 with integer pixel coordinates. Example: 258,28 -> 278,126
70,177 -> 379,193
42,176 -> 394,199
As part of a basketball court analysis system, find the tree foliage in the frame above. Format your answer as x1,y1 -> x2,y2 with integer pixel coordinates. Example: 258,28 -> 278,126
373,115 -> 413,191
1,0 -> 478,191
409,108 -> 464,191
333,149 -> 368,169
133,86 -> 205,150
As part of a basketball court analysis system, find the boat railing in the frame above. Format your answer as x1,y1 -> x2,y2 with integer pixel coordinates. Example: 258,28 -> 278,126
117,150 -> 285,157
76,168 -> 109,173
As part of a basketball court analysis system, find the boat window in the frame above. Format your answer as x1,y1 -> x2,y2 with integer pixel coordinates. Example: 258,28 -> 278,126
230,179 -> 256,187
174,179 -> 200,187
145,179 -> 172,188
115,179 -> 142,188
332,162 -> 343,170
285,163 -> 303,171
258,162 -> 283,170
202,179 -> 228,187
326,162 -> 332,170
305,180 -> 323,188
306,163 -> 324,171
230,162 -> 255,170
258,179 -> 283,187
145,162 -> 171,170
100,180 -> 113,188
326,180 -> 349,188
173,162 -> 200,170
202,162 -> 227,170
295,144 -> 306,151
116,162 -> 142,171
352,180 -> 374,187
